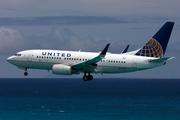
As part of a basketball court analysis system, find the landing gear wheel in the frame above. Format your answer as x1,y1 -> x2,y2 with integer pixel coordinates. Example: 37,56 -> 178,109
83,76 -> 88,81
83,73 -> 93,81
88,75 -> 93,81
24,72 -> 28,76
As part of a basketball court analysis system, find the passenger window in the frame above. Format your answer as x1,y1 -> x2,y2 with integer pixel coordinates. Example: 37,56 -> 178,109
64,58 -> 66,60
121,61 -> 123,63
49,57 -> 51,59
124,61 -> 126,63
39,56 -> 41,58
37,56 -> 38,58
42,56 -> 43,58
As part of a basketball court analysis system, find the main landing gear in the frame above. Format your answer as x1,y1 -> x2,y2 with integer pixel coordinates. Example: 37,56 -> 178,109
83,73 -> 93,81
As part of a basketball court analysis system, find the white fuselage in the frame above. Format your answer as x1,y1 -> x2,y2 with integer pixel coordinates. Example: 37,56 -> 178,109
7,49 -> 165,74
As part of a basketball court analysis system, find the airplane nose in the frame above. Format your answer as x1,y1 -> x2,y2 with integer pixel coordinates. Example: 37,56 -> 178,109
7,56 -> 13,62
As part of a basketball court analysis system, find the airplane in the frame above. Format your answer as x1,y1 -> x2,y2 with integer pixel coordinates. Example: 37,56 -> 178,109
7,22 -> 174,81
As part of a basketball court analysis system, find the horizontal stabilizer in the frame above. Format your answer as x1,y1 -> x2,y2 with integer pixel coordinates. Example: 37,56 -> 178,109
149,57 -> 174,62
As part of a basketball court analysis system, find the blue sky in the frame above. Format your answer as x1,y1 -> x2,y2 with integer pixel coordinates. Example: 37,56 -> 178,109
1,0 -> 180,78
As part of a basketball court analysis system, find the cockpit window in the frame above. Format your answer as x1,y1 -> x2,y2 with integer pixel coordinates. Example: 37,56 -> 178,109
15,54 -> 21,56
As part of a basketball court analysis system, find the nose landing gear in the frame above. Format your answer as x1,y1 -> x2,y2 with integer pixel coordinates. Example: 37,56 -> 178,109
24,68 -> 28,76
24,72 -> 28,76
83,73 -> 93,81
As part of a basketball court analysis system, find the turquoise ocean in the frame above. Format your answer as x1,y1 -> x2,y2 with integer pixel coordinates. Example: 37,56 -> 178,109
0,78 -> 180,120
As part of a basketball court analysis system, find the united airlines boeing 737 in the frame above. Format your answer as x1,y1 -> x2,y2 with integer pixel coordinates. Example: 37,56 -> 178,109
7,22 -> 174,81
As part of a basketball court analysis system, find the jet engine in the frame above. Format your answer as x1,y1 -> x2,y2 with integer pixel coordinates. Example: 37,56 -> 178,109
52,64 -> 77,75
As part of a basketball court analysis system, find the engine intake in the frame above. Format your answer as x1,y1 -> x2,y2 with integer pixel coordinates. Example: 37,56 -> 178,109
52,64 -> 77,75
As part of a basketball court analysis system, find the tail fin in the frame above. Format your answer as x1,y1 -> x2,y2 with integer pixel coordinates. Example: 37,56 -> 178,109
135,22 -> 174,58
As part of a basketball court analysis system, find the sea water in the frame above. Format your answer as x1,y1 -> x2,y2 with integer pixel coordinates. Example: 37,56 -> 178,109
0,78 -> 180,120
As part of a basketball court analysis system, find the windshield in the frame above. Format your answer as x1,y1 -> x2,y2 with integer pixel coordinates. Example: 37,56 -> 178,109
14,54 -> 21,56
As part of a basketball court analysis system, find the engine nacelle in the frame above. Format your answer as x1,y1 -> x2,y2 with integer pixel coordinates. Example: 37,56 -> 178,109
52,64 -> 77,75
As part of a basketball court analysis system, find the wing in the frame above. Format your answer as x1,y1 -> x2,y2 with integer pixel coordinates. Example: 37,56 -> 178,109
72,43 -> 110,73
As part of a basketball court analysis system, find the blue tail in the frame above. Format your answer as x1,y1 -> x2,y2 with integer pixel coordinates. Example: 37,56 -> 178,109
135,22 -> 174,58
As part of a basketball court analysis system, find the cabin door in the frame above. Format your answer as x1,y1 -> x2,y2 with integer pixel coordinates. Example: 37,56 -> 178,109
27,51 -> 33,61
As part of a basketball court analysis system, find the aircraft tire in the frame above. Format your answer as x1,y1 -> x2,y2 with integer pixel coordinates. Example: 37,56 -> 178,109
83,76 -> 88,81
24,72 -> 28,76
88,75 -> 93,81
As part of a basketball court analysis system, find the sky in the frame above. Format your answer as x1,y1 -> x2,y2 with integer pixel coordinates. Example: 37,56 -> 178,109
1,0 -> 180,78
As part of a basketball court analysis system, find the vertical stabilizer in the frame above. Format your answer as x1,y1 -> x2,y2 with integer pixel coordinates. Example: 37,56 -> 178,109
135,22 -> 174,58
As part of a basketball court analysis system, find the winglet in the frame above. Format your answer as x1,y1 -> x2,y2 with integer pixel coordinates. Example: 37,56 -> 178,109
121,44 -> 130,54
99,43 -> 110,58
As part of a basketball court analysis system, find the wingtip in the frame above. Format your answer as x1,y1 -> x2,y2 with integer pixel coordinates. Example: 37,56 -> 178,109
100,43 -> 111,57
106,43 -> 111,47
